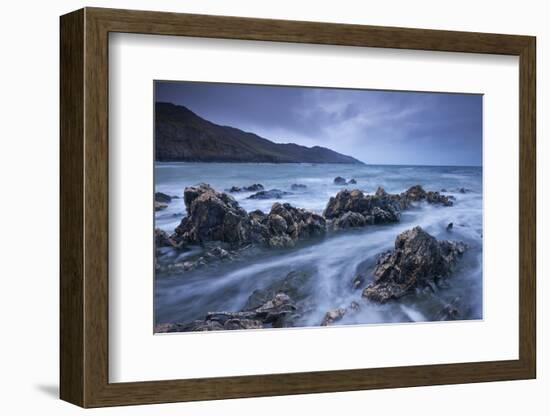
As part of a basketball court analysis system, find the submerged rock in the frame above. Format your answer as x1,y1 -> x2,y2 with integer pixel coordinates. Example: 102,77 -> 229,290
291,183 -> 307,190
228,184 -> 264,193
362,226 -> 467,303
348,178 -> 357,184
247,189 -> 292,199
333,176 -> 347,185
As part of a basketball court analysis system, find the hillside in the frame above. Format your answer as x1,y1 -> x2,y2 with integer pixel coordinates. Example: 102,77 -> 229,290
155,102 -> 364,164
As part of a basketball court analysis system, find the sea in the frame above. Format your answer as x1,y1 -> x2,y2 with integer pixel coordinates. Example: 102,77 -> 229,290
154,162 -> 483,329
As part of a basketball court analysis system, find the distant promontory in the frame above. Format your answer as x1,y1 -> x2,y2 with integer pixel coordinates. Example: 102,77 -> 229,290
155,102 -> 364,164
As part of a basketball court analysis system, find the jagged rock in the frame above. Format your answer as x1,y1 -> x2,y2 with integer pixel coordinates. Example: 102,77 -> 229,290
348,178 -> 357,184
324,188 -> 401,225
324,185 -> 452,229
291,183 -> 307,190
447,222 -> 454,231
333,176 -> 347,185
362,226 -> 467,303
174,184 -> 250,246
247,189 -> 292,199
402,185 -> 453,206
155,201 -> 168,211
332,211 -> 366,230
155,192 -> 172,203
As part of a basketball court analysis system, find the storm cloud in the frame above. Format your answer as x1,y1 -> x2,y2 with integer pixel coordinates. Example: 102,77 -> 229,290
155,81 -> 482,166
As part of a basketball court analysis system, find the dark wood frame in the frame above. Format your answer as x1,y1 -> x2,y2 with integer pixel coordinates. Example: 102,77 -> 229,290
60,7 -> 536,408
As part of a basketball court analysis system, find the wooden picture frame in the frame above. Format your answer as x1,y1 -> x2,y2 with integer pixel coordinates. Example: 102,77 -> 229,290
60,7 -> 536,408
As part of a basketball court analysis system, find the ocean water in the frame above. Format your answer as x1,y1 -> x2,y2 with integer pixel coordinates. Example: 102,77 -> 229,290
155,162 -> 483,328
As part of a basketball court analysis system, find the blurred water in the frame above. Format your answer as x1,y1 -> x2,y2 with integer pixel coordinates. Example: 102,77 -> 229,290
155,163 -> 482,328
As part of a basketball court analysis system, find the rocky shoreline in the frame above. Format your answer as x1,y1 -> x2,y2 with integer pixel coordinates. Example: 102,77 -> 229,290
155,181 -> 469,332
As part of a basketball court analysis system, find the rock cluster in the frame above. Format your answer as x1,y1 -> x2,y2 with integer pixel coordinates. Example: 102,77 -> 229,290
325,185 -> 453,230
160,293 -> 300,332
362,226 -> 467,303
173,184 -> 326,249
333,176 -> 357,185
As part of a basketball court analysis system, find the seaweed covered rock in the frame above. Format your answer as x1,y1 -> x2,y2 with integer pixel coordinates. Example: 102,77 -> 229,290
362,226 -> 467,303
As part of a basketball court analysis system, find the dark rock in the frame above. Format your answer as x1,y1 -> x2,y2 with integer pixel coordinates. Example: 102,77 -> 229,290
174,183 -> 250,246
332,211 -> 366,230
447,222 -> 453,231
437,297 -> 462,321
155,228 -> 177,249
333,176 -> 347,185
362,226 -> 467,303
247,189 -> 292,200
402,185 -> 453,206
184,293 -> 298,331
173,185 -> 325,249
155,201 -> 168,211
291,183 -> 307,191
441,188 -> 447,192
324,188 -> 401,225
348,178 -> 357,184
155,192 -> 172,203
228,184 -> 264,193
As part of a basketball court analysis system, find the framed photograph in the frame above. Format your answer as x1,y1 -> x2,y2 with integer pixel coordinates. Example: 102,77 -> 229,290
60,7 -> 536,408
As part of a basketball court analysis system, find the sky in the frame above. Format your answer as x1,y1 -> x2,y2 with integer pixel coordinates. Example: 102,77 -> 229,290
155,81 -> 482,166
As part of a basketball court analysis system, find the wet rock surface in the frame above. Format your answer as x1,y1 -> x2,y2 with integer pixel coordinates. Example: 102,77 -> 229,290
291,183 -> 307,190
362,226 -> 467,303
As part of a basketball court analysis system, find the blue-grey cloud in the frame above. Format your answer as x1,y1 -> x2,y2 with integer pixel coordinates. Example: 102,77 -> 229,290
155,81 -> 482,166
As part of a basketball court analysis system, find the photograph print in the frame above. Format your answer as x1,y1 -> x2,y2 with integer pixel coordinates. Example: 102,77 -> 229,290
154,81 -> 483,333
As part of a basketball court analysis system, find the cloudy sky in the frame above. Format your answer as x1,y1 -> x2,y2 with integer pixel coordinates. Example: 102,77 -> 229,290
155,81 -> 482,166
